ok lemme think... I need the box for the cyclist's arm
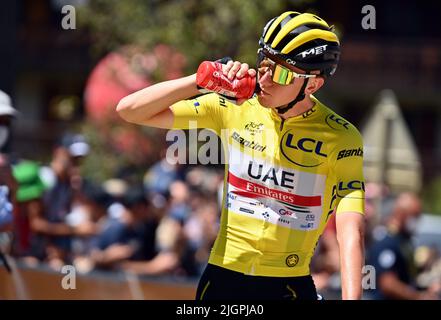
[332,129,366,300]
[336,212,365,300]
[116,74,199,129]
[116,61,252,129]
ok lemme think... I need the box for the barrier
[0,260,197,300]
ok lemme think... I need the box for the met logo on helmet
[297,45,328,58]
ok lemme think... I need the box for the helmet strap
[254,79,261,95]
[276,77,309,115]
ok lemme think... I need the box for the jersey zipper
[249,111,285,276]
[279,118,285,131]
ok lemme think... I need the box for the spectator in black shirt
[368,193,439,299]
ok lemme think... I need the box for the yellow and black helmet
[259,11,340,77]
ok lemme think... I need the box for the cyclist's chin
[257,95,275,108]
[258,97,284,111]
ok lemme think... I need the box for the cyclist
[117,11,365,300]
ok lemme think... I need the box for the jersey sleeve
[332,129,365,215]
[170,93,227,135]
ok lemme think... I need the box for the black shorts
[196,263,319,300]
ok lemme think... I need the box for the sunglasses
[257,49,316,85]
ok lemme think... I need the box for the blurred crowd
[311,184,441,299]
[1,89,441,299]
[10,135,223,279]
[0,89,223,280]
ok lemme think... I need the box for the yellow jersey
[171,93,365,277]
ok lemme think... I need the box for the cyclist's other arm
[116,61,253,129]
[116,74,199,129]
[336,212,365,300]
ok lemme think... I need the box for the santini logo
[231,132,266,152]
[337,148,363,160]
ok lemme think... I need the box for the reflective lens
[273,65,294,84]
[257,49,316,85]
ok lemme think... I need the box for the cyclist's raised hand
[222,60,256,81]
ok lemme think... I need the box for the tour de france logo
[285,254,299,267]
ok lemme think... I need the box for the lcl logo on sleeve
[325,114,350,130]
[338,180,365,191]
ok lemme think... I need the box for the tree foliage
[79,0,316,71]
[77,0,317,183]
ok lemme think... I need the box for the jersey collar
[267,95,322,123]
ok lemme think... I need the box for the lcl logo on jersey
[325,114,350,130]
[302,107,316,119]
[280,130,327,167]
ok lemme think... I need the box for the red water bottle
[196,61,256,100]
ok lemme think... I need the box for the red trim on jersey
[228,172,321,207]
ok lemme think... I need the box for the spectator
[167,181,191,224]
[120,214,186,276]
[120,186,198,277]
[37,133,90,268]
[89,186,156,270]
[67,181,110,260]
[184,199,219,275]
[12,136,93,269]
[367,192,439,299]
[12,161,46,260]
[0,89,18,233]
[143,142,186,196]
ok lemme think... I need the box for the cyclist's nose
[259,69,272,86]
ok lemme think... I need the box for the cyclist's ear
[304,77,325,95]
